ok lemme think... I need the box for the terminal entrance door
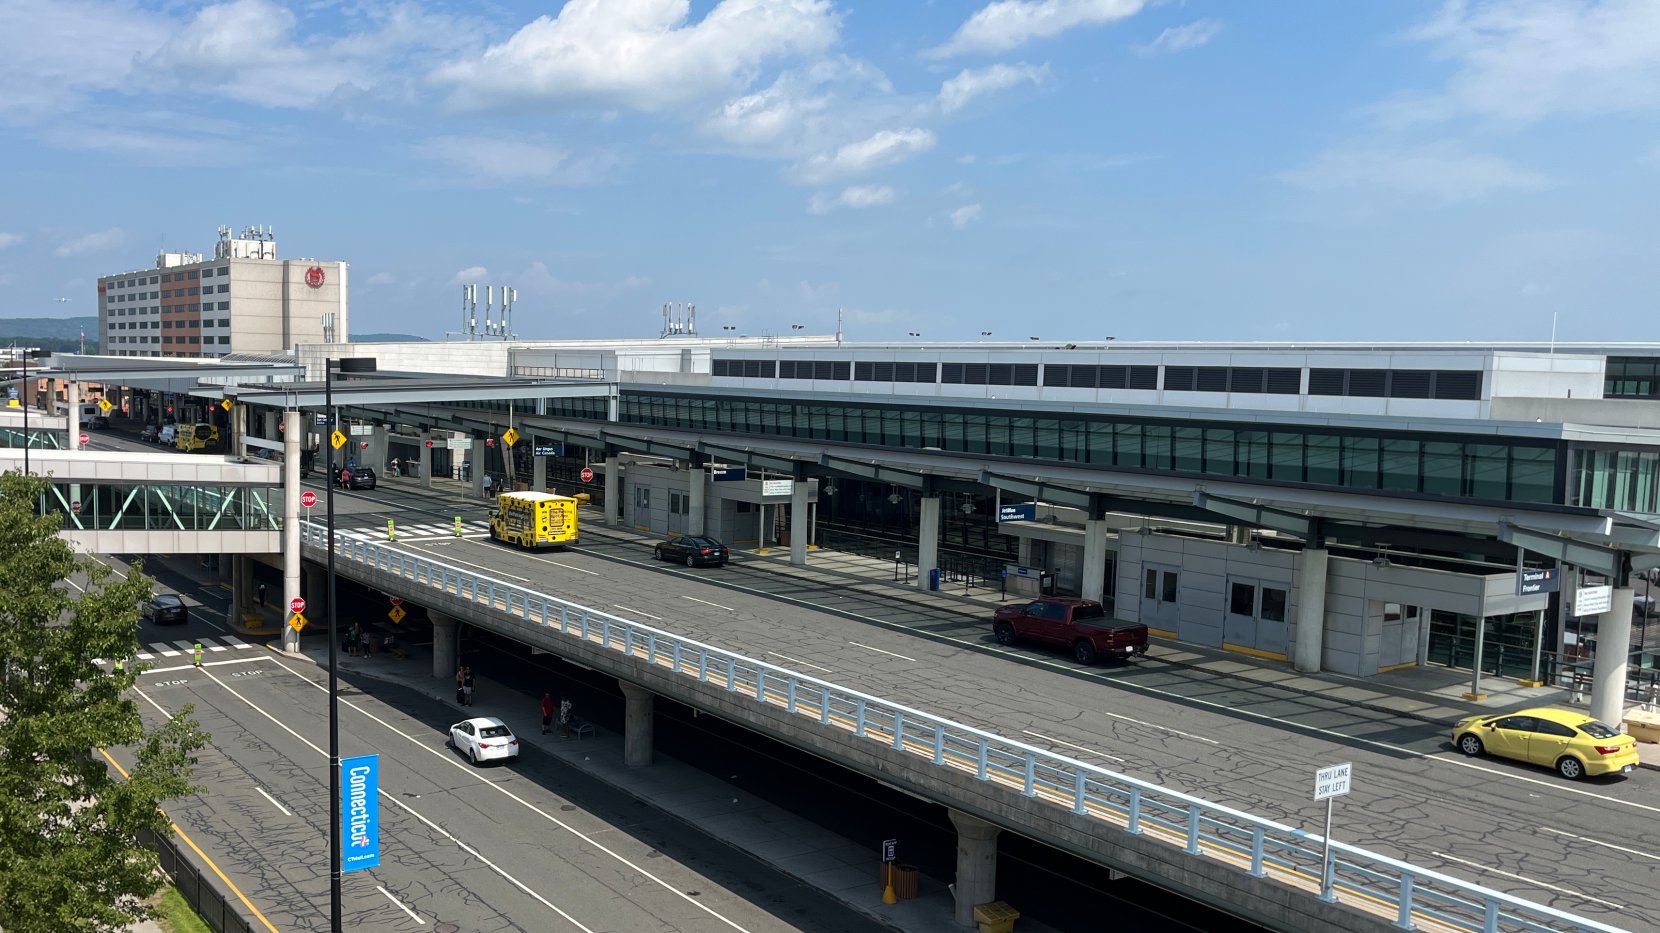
[1223,578,1289,656]
[1141,564,1187,638]
[1377,603,1423,670]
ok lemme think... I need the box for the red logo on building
[305,266,325,288]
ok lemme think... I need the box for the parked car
[141,593,188,625]
[332,466,378,490]
[448,717,520,766]
[992,597,1148,664]
[140,424,160,442]
[1451,707,1639,779]
[653,535,730,567]
[157,424,178,445]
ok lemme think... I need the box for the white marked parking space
[1021,729,1127,763]
[1432,852,1627,910]
[766,652,833,674]
[680,595,734,611]
[849,641,916,662]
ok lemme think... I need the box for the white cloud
[795,128,935,184]
[415,136,618,187]
[938,63,1047,113]
[432,0,839,113]
[0,233,23,250]
[1381,0,1660,126]
[53,228,124,258]
[0,0,170,117]
[808,185,895,213]
[950,204,984,228]
[927,0,1147,59]
[1279,143,1548,203]
[365,272,396,286]
[450,266,490,285]
[1134,18,1222,55]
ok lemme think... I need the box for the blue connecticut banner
[341,754,381,872]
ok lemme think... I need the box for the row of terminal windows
[713,358,1485,399]
[599,394,1560,503]
[1605,357,1660,399]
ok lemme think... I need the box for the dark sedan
[653,535,730,567]
[142,594,188,625]
[331,466,378,490]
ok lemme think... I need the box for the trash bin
[893,863,919,900]
[928,568,941,591]
[973,901,1019,933]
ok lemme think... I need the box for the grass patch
[153,886,212,933]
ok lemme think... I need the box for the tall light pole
[16,348,45,475]
[324,356,375,932]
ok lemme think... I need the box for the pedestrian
[192,642,203,667]
[540,692,555,734]
[389,456,400,478]
[462,667,475,706]
[455,666,465,704]
[482,472,494,499]
[340,466,353,489]
[557,696,573,737]
[257,582,267,607]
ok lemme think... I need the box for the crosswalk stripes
[352,520,489,540]
[95,635,264,669]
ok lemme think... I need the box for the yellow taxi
[1451,706,1640,779]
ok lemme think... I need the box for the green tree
[0,470,206,932]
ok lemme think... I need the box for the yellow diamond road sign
[388,605,407,624]
[288,612,308,632]
[330,429,347,449]
[502,427,520,447]
[220,399,233,411]
[97,398,113,413]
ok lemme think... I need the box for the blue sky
[1,0,1657,342]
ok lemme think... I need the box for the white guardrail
[302,523,1626,933]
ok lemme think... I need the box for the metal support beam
[819,454,930,490]
[1192,491,1313,539]
[1498,523,1623,579]
[979,472,1094,511]
[699,444,803,476]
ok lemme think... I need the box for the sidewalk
[279,637,1057,933]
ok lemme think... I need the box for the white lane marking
[544,561,599,576]
[222,635,250,648]
[376,886,424,925]
[1432,852,1626,910]
[148,644,181,657]
[1098,710,1221,745]
[849,641,916,662]
[1541,828,1660,863]
[146,657,266,674]
[403,543,533,582]
[1021,730,1127,763]
[208,644,229,652]
[264,655,756,933]
[180,666,600,933]
[766,652,832,674]
[172,640,198,652]
[680,595,734,611]
[136,652,154,660]
[614,605,662,621]
[254,786,291,817]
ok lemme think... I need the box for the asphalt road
[307,478,1660,933]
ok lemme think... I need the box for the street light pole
[324,356,375,932]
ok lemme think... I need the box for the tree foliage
[0,470,206,932]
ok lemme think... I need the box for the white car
[158,424,178,445]
[448,717,519,765]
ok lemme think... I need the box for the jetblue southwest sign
[998,504,1036,522]
[342,754,381,872]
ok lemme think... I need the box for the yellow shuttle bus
[489,491,580,549]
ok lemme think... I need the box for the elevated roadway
[297,479,1658,933]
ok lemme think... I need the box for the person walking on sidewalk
[462,666,475,706]
[557,696,573,737]
[540,692,557,734]
[455,666,465,704]
[482,472,494,499]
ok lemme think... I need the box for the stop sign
[580,467,594,483]
[389,596,403,607]
[79,432,89,446]
[289,597,306,614]
[300,491,317,508]
[70,500,82,514]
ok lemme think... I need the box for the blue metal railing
[300,522,1626,933]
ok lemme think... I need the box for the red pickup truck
[992,597,1149,664]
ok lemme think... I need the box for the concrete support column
[948,810,1001,927]
[281,410,302,653]
[471,438,486,498]
[789,480,810,567]
[532,447,548,491]
[419,436,434,489]
[1017,536,1033,567]
[231,555,253,628]
[1591,586,1635,730]
[263,410,279,441]
[916,496,941,590]
[232,403,248,458]
[618,681,655,768]
[67,380,80,448]
[1081,518,1109,603]
[688,465,707,536]
[603,457,620,525]
[367,425,388,474]
[1293,547,1330,673]
[430,611,458,682]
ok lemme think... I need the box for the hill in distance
[0,316,429,346]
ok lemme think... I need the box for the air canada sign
[305,265,325,288]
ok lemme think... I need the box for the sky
[1,0,1657,343]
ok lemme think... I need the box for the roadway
[91,551,892,933]
[310,477,1660,933]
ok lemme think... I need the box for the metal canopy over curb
[224,379,609,409]
[820,454,931,490]
[1192,491,1314,539]
[1498,523,1625,579]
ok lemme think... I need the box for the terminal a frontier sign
[341,754,381,872]
[1516,568,1559,597]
